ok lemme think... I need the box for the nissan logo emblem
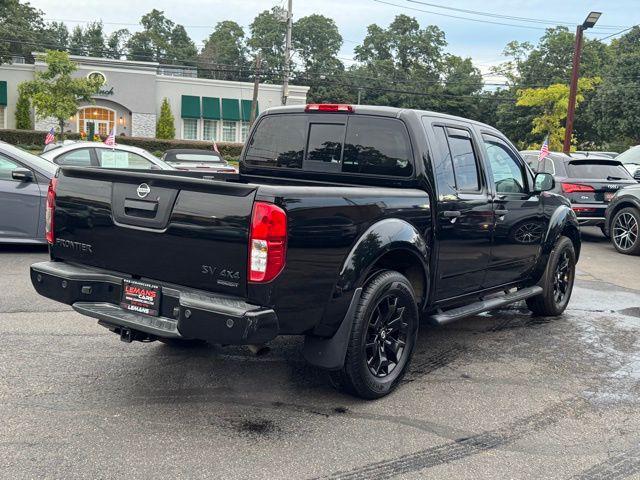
[137,183,151,198]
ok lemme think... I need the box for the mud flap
[303,288,362,370]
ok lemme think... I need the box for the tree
[19,51,103,137]
[83,22,106,57]
[200,21,248,80]
[15,90,32,130]
[156,98,175,139]
[42,21,69,52]
[516,77,599,150]
[127,10,196,65]
[69,26,86,56]
[248,7,287,79]
[0,0,48,63]
[105,29,130,59]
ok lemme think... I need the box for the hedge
[0,128,245,158]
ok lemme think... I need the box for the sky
[27,0,639,83]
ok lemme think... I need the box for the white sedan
[40,142,173,170]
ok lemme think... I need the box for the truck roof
[263,104,499,133]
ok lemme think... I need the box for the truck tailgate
[51,167,257,296]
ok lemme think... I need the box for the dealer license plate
[120,279,161,316]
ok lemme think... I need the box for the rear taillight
[45,177,57,244]
[561,183,595,193]
[249,202,287,283]
[305,103,354,113]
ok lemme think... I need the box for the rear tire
[330,270,419,399]
[526,236,576,317]
[611,207,640,255]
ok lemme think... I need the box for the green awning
[241,99,258,122]
[202,97,221,120]
[0,81,7,106]
[181,95,200,119]
[221,98,240,121]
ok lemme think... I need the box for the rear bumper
[30,261,279,344]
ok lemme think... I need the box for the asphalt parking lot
[1,227,639,480]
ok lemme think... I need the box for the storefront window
[222,121,237,142]
[78,107,115,136]
[240,122,250,142]
[203,120,218,141]
[183,119,199,140]
[0,106,5,129]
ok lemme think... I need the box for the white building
[0,54,310,142]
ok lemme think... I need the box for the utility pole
[250,54,261,127]
[282,0,293,106]
[563,11,601,154]
[357,88,363,105]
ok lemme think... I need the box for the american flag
[104,127,116,147]
[212,140,220,154]
[44,128,55,145]
[538,137,550,162]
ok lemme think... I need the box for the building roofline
[32,52,160,70]
[156,74,310,92]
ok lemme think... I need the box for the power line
[404,0,625,30]
[598,25,637,41]
[372,0,615,33]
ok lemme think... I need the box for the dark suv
[521,151,636,232]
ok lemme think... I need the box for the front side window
[0,153,19,180]
[97,149,155,169]
[182,119,199,140]
[222,121,237,142]
[57,148,93,167]
[244,115,306,168]
[447,128,480,191]
[482,136,526,194]
[203,120,218,141]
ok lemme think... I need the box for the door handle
[442,211,461,218]
[495,209,509,216]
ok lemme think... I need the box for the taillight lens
[45,177,57,244]
[249,202,287,283]
[561,183,595,193]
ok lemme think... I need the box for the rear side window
[446,128,480,191]
[342,117,413,177]
[57,148,93,166]
[245,115,306,169]
[566,161,631,179]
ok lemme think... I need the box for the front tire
[526,236,576,316]
[611,207,640,255]
[330,270,419,399]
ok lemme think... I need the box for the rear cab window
[244,113,413,178]
[566,160,632,180]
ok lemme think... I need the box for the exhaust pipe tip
[247,344,270,356]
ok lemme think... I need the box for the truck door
[480,132,543,287]
[427,122,493,301]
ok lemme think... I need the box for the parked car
[161,149,237,173]
[604,183,640,255]
[0,141,58,244]
[32,104,580,399]
[615,146,640,181]
[40,142,173,170]
[573,151,619,160]
[521,150,636,233]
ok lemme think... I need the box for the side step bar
[427,286,543,326]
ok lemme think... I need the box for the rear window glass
[343,116,413,177]
[174,153,224,163]
[566,161,631,179]
[307,123,345,163]
[244,115,306,169]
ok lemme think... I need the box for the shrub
[15,92,32,130]
[0,128,244,158]
[156,98,175,139]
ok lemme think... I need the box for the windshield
[616,147,640,165]
[566,161,632,180]
[172,153,226,164]
[0,143,57,175]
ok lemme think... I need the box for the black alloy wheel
[365,294,409,378]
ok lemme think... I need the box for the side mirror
[534,172,554,192]
[12,168,34,182]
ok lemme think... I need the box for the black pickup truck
[31,104,580,399]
